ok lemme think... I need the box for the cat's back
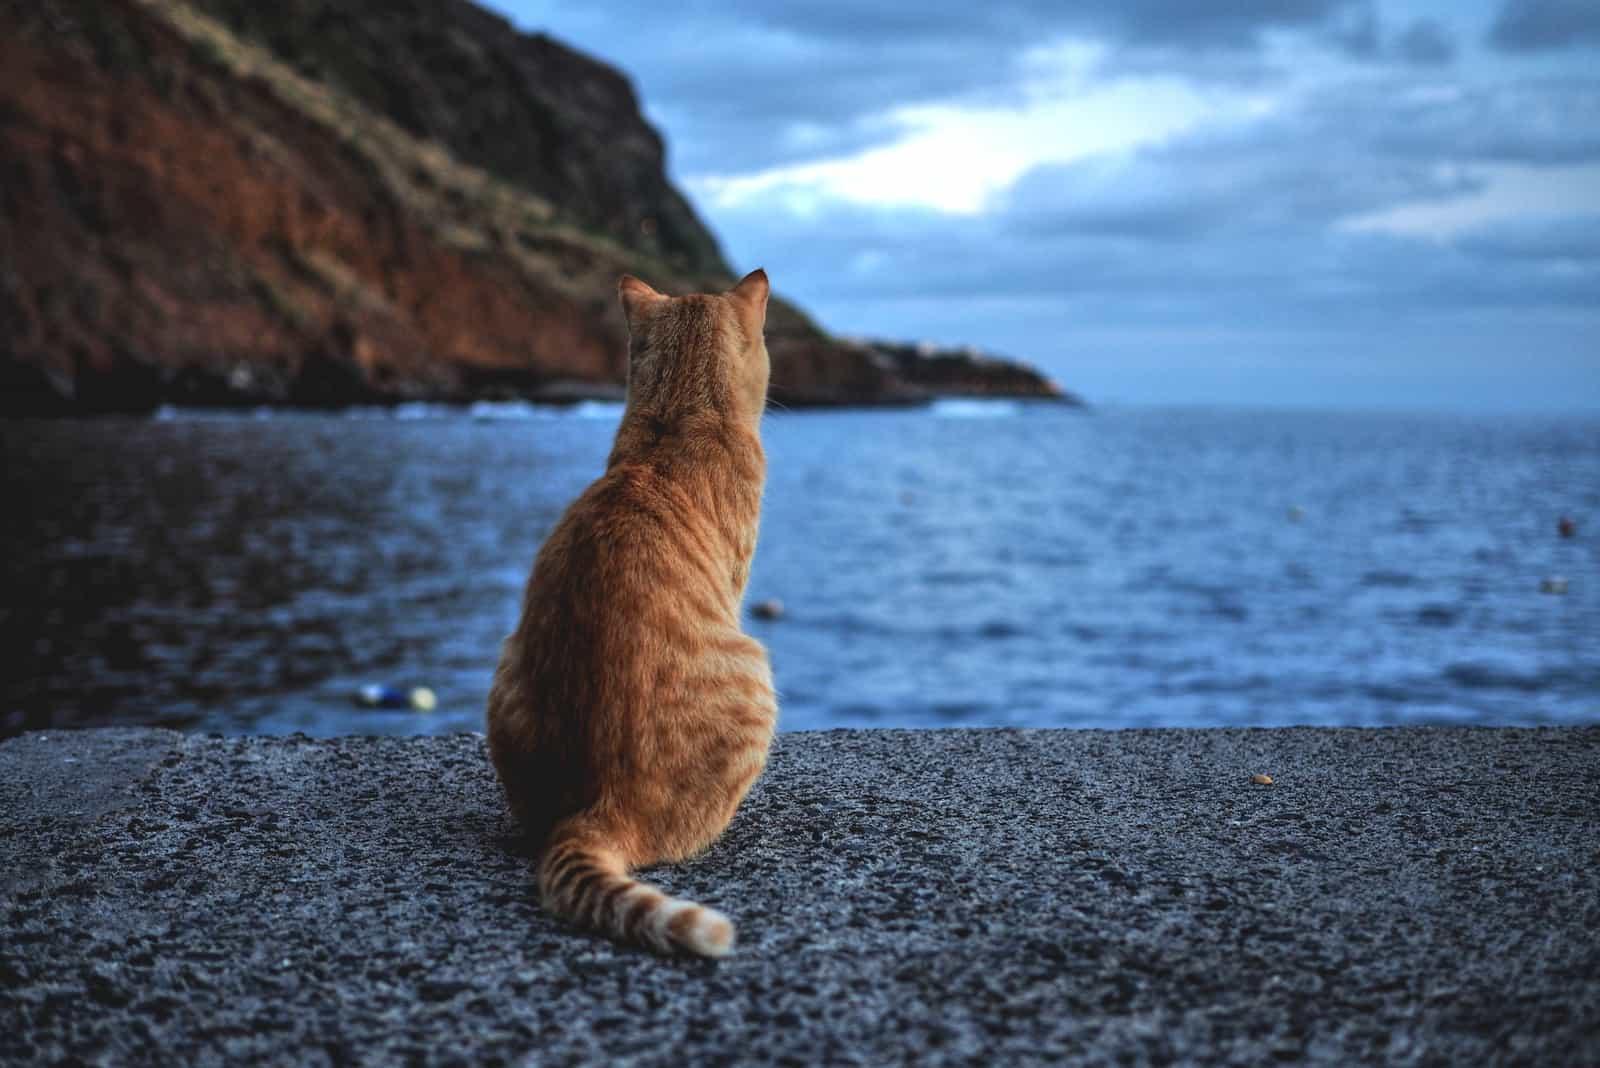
[534,459,712,593]
[517,456,738,676]
[488,463,688,805]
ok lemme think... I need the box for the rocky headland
[0,0,1073,414]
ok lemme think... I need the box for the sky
[486,0,1600,410]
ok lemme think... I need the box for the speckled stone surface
[3,727,1598,1065]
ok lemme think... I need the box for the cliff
[0,0,1069,413]
[870,340,1083,403]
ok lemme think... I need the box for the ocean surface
[4,403,1597,737]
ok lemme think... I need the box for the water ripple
[3,407,1597,734]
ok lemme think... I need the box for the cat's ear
[618,274,666,329]
[727,268,769,328]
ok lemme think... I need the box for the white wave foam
[569,400,625,420]
[929,398,1021,419]
[468,400,550,421]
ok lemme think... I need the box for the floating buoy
[1540,577,1569,595]
[749,599,785,621]
[1558,516,1576,538]
[356,685,438,711]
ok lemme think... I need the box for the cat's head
[617,270,770,425]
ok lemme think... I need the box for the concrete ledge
[3,727,1598,1065]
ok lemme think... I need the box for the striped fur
[538,820,736,957]
[487,270,776,958]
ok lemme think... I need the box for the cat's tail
[537,818,735,958]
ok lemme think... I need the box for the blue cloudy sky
[487,0,1599,410]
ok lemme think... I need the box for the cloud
[496,0,1595,188]
[485,1,1600,408]
[501,0,1390,177]
[1071,0,1364,50]
[710,183,1599,408]
[1314,80,1600,166]
[711,180,1597,316]
[506,3,1046,174]
[1455,213,1600,261]
[1489,0,1600,52]
[701,82,1600,323]
[704,76,1600,225]
[694,0,1366,53]
[997,115,1485,241]
[1325,3,1382,59]
[1323,11,1458,67]
[1346,165,1600,247]
[1395,18,1458,66]
[688,69,1254,215]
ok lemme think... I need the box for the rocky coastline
[1,0,1074,416]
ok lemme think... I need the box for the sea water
[4,405,1596,736]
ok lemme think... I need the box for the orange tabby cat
[486,269,776,958]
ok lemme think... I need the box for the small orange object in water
[1558,516,1576,538]
[1251,773,1274,785]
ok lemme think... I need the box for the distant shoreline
[1,389,1087,421]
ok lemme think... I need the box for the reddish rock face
[182,0,731,279]
[0,0,1067,413]
[2,0,632,410]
